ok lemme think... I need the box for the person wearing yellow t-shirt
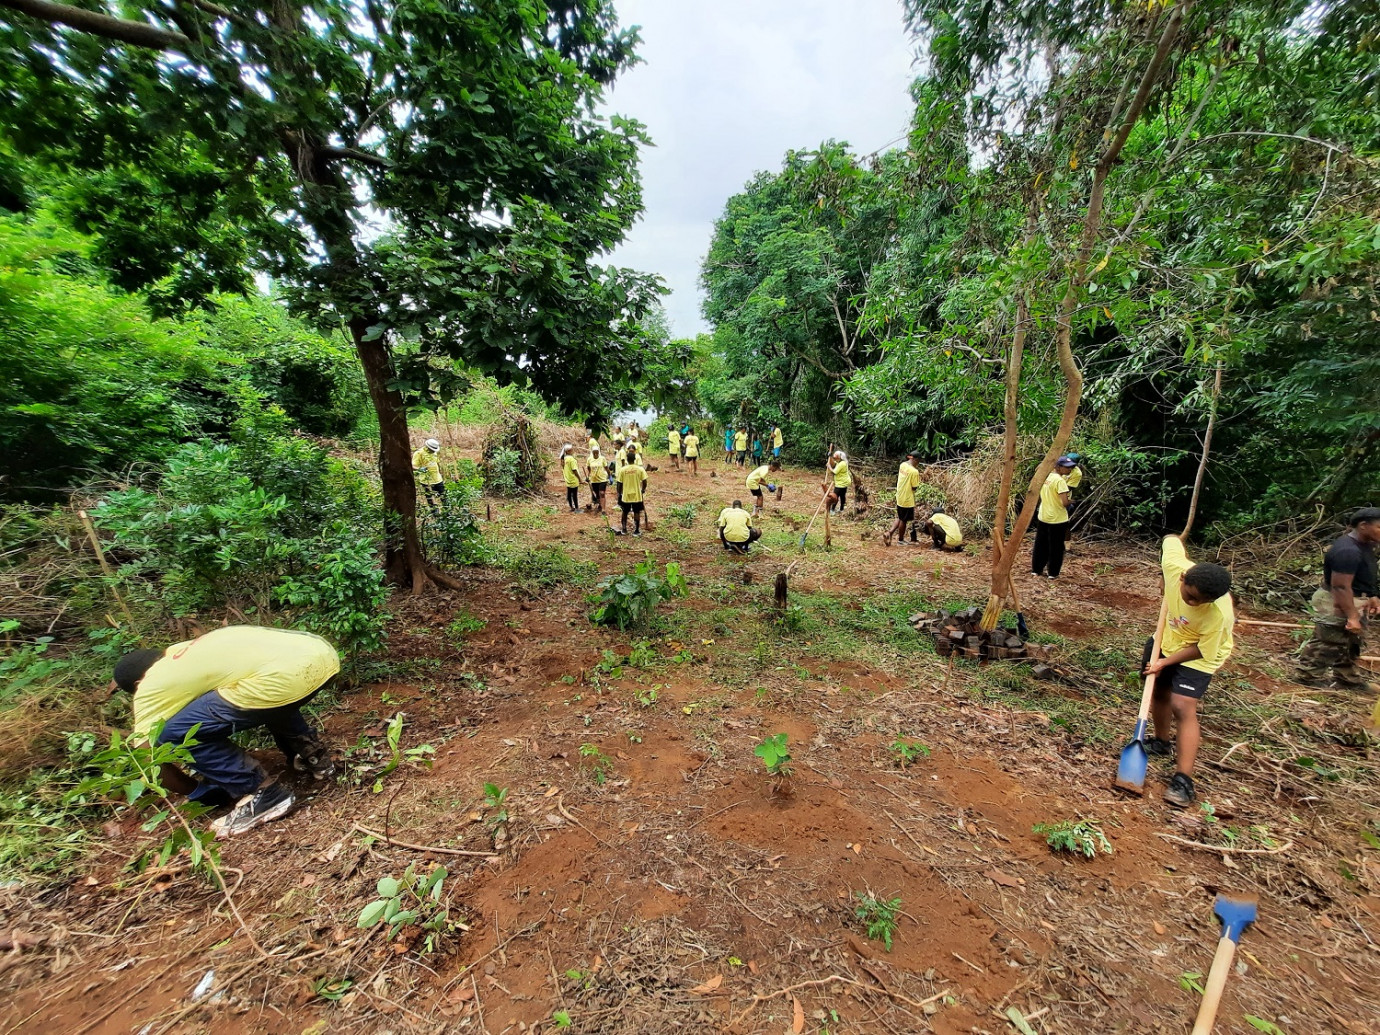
[923,507,963,551]
[734,428,749,467]
[617,446,649,536]
[826,451,851,513]
[611,437,626,502]
[585,430,599,455]
[771,425,783,459]
[745,459,781,517]
[584,445,608,515]
[412,438,445,512]
[110,626,340,837]
[1032,455,1077,578]
[683,430,700,476]
[560,444,581,512]
[885,449,923,546]
[718,499,761,554]
[1143,536,1235,808]
[628,422,640,444]
[667,425,682,471]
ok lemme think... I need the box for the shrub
[854,892,902,951]
[1033,819,1113,858]
[591,557,687,630]
[95,397,387,658]
[668,502,697,528]
[498,544,597,597]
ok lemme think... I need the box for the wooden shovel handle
[1135,591,1171,725]
[1191,936,1238,1035]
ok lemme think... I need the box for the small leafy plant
[591,557,688,630]
[482,783,509,827]
[357,863,456,955]
[668,502,697,528]
[579,743,613,785]
[754,733,793,778]
[889,738,931,768]
[447,611,487,638]
[342,712,435,792]
[1033,819,1113,858]
[854,891,902,951]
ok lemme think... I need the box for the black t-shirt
[1323,533,1378,597]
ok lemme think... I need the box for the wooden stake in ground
[77,509,136,629]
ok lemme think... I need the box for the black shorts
[1141,638,1212,699]
[620,501,644,514]
[833,486,848,506]
[750,488,763,499]
[896,505,915,522]
[591,482,606,500]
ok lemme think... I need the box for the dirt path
[2,454,1377,1034]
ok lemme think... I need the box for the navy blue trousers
[157,690,318,802]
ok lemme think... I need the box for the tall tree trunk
[980,292,1029,631]
[987,3,1191,610]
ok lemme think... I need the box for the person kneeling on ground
[746,459,781,517]
[1143,536,1235,808]
[718,499,760,554]
[111,626,339,837]
[924,506,964,551]
[1295,507,1380,697]
[617,445,648,536]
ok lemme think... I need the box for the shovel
[796,490,829,551]
[1191,894,1258,1035]
[1114,590,1169,795]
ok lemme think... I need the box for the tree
[0,0,661,591]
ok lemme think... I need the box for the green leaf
[377,877,401,898]
[358,900,388,927]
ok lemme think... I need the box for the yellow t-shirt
[1066,466,1083,489]
[832,459,850,489]
[1160,536,1234,673]
[412,448,441,486]
[930,512,962,548]
[895,462,920,507]
[684,434,699,458]
[133,627,339,742]
[1038,471,1070,523]
[628,428,639,442]
[618,464,647,503]
[613,448,626,476]
[746,464,772,492]
[718,506,753,543]
[734,431,748,451]
[587,436,598,452]
[668,429,681,451]
[772,428,783,448]
[562,455,580,488]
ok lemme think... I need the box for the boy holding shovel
[1143,535,1235,807]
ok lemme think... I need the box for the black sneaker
[1145,737,1174,757]
[291,739,336,782]
[1163,772,1196,809]
[210,782,295,838]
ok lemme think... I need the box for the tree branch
[318,144,393,169]
[0,0,191,51]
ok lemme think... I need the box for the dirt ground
[3,449,1379,1034]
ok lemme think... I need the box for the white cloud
[603,0,919,338]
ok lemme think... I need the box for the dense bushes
[95,402,388,657]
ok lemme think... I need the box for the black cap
[1350,507,1380,527]
[113,649,163,693]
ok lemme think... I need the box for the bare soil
[3,454,1378,1034]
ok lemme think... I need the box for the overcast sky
[602,1,920,340]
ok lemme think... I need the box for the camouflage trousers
[1295,588,1370,688]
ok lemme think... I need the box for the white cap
[562,443,573,453]
[425,438,440,451]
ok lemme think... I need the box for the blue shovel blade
[1114,718,1149,793]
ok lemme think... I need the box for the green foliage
[578,743,613,785]
[447,611,488,638]
[498,544,598,597]
[341,713,434,794]
[854,892,902,952]
[754,733,793,777]
[1033,819,1113,859]
[356,863,455,956]
[888,738,931,768]
[591,558,687,630]
[482,783,509,827]
[95,400,387,657]
[668,502,698,528]
[485,447,524,496]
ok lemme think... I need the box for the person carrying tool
[826,451,851,513]
[772,425,784,460]
[717,499,760,554]
[560,444,581,513]
[1295,507,1380,694]
[584,445,608,515]
[667,424,682,471]
[734,427,749,467]
[1032,455,1078,578]
[746,459,781,517]
[923,506,964,551]
[617,445,648,536]
[111,626,338,837]
[1143,535,1235,808]
[683,428,700,476]
[885,449,922,546]
[412,438,445,512]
